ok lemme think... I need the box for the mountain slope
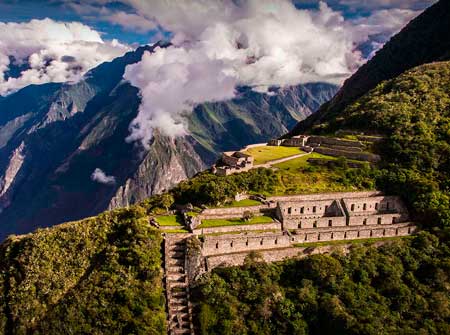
[0,206,166,334]
[290,0,450,134]
[0,44,337,240]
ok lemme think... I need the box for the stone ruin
[183,191,417,273]
[213,151,254,176]
[269,134,381,162]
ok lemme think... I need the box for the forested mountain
[290,0,450,135]
[0,42,337,240]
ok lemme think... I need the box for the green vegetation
[203,229,280,237]
[0,206,166,334]
[172,155,375,207]
[199,216,273,228]
[222,199,262,207]
[195,231,450,335]
[164,229,190,234]
[273,152,336,169]
[319,62,450,229]
[243,146,304,164]
[154,214,184,226]
[273,154,376,195]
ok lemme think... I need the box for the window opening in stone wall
[351,204,355,211]
[288,207,292,214]
[300,207,304,213]
[313,221,317,228]
[363,203,367,210]
[328,220,332,227]
[363,218,367,225]
[378,217,382,224]
[375,203,379,210]
[313,206,316,213]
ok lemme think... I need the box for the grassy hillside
[291,0,450,135]
[0,206,166,335]
[311,61,450,228]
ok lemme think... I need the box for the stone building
[276,199,346,229]
[342,196,409,226]
[281,135,309,147]
[215,151,254,176]
[276,194,409,229]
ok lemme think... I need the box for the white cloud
[123,0,366,145]
[105,11,158,33]
[68,3,158,33]
[0,18,130,95]
[337,0,436,10]
[91,168,116,185]
[351,8,420,41]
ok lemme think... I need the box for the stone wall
[308,136,365,148]
[283,216,347,230]
[347,213,401,226]
[342,196,407,214]
[193,222,281,235]
[202,231,290,256]
[201,204,270,217]
[267,191,382,203]
[314,147,381,162]
[199,222,417,259]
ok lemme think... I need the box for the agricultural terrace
[243,146,304,164]
[199,215,273,228]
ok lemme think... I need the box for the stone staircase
[164,235,194,335]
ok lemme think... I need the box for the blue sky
[0,0,436,45]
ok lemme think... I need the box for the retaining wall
[202,232,290,256]
[267,191,382,203]
[201,204,270,217]
[199,223,417,258]
[314,147,381,162]
[193,222,282,236]
[283,216,347,229]
[308,136,365,148]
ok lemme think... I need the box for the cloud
[0,18,130,95]
[123,0,366,145]
[104,11,158,33]
[337,0,436,11]
[91,168,116,185]
[68,2,158,33]
[349,8,420,57]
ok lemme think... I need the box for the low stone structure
[215,151,254,176]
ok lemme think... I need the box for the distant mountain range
[0,42,337,240]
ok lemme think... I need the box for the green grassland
[154,215,184,226]
[271,152,372,195]
[199,215,274,228]
[222,199,262,207]
[243,146,304,164]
